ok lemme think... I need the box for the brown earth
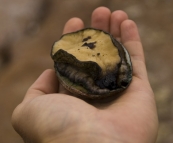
[0,0,173,143]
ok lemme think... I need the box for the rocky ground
[0,0,173,143]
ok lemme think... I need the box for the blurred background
[0,0,172,142]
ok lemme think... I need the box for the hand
[12,7,158,143]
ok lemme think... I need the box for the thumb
[23,69,59,102]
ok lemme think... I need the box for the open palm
[12,7,158,143]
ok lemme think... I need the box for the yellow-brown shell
[51,28,132,99]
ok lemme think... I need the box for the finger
[91,7,111,32]
[110,10,128,39]
[121,20,148,79]
[121,20,143,61]
[24,69,59,101]
[63,17,84,34]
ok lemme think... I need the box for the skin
[12,7,158,143]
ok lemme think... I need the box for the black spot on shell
[82,36,91,42]
[82,42,97,49]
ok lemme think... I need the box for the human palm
[12,7,158,143]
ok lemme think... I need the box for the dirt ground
[0,0,173,143]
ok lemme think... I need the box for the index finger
[63,17,84,34]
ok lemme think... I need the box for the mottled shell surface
[51,28,132,99]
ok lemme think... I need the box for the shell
[51,28,132,99]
